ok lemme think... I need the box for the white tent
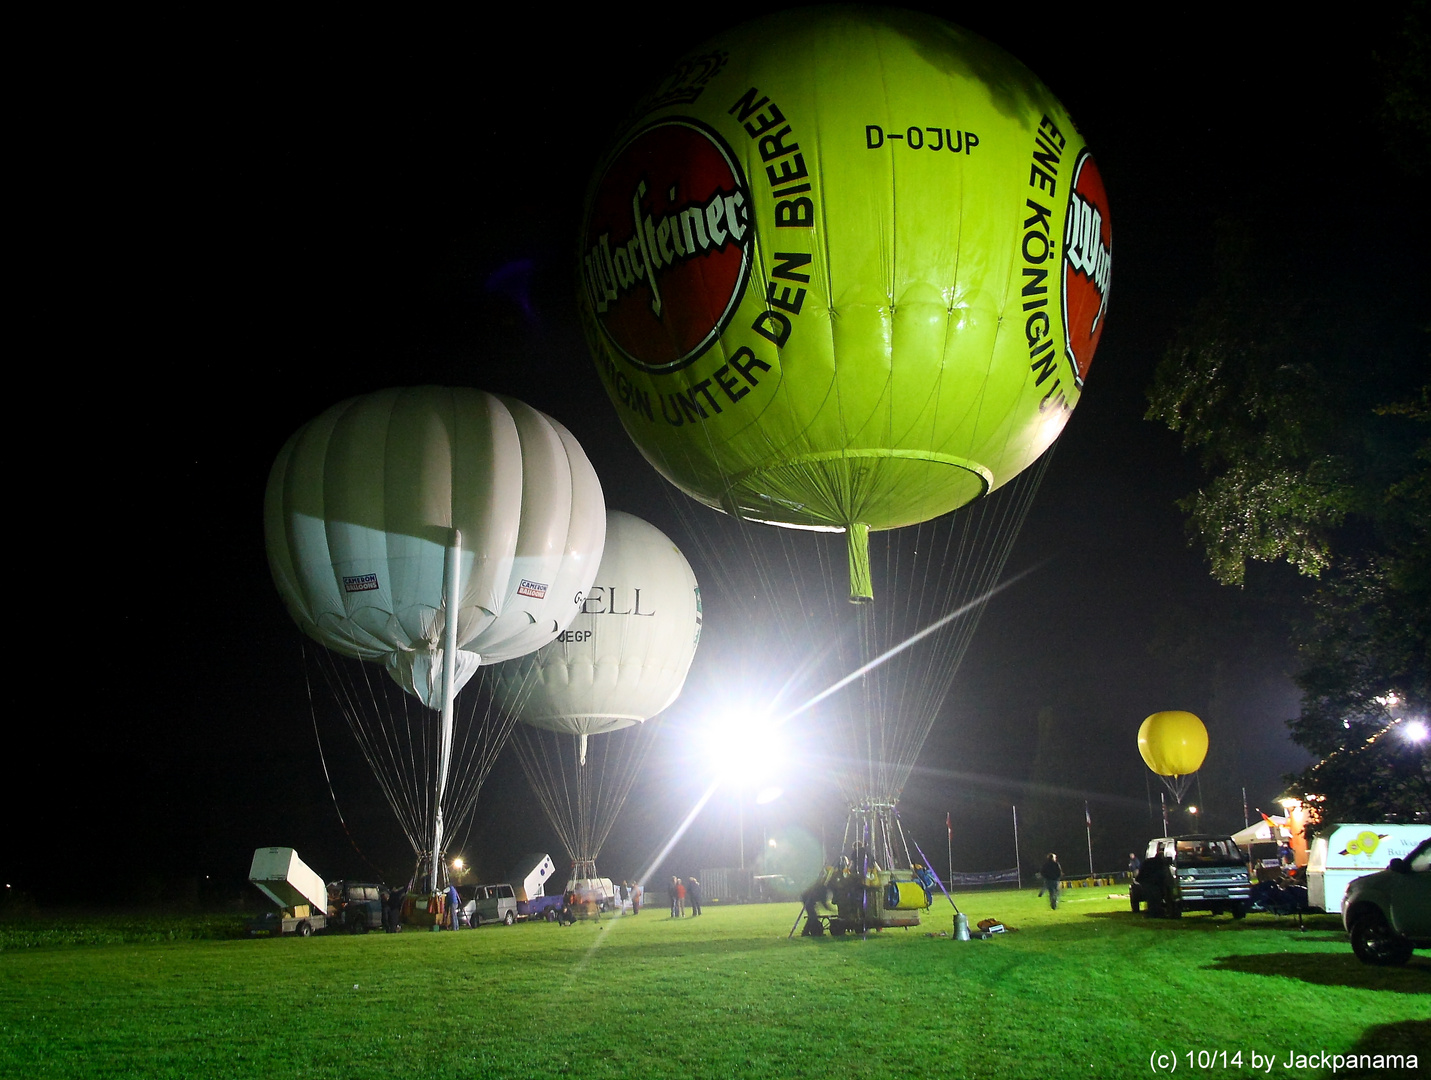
[1231,817,1290,848]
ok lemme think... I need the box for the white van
[1307,823,1431,915]
[463,882,519,926]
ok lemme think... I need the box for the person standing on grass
[1136,846,1174,918]
[386,882,408,931]
[676,876,687,917]
[1127,852,1141,878]
[669,876,680,918]
[1041,853,1062,910]
[687,877,702,916]
[631,880,642,915]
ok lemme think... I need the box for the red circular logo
[581,119,753,373]
[1061,150,1111,386]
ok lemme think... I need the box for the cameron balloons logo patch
[581,119,753,373]
[1061,150,1111,386]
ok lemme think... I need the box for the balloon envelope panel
[264,386,605,706]
[1137,711,1209,778]
[496,511,701,734]
[580,6,1110,540]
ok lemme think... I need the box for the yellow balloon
[1137,711,1209,777]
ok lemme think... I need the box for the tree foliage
[1290,557,1430,819]
[1147,228,1365,587]
[1146,7,1430,819]
[1149,244,1429,818]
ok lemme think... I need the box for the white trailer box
[504,853,557,901]
[1307,824,1431,914]
[248,847,328,913]
[566,875,618,908]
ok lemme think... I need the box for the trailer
[509,853,563,918]
[247,847,329,937]
[565,874,619,912]
[1308,824,1431,915]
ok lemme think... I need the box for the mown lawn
[1,889,1425,1078]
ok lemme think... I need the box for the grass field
[2,889,1426,1079]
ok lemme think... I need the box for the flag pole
[1012,805,1021,889]
[939,812,950,891]
[1085,801,1093,876]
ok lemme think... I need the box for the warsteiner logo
[1061,150,1111,387]
[582,118,753,373]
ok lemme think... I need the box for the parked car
[1342,837,1431,966]
[458,857,567,926]
[329,881,386,933]
[1130,835,1251,918]
[462,883,519,926]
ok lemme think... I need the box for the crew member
[1040,853,1063,910]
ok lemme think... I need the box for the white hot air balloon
[496,511,701,887]
[265,386,606,888]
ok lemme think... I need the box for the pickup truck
[1131,835,1251,918]
[1342,836,1431,966]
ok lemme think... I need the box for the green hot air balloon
[579,6,1110,600]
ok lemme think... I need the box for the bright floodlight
[1403,719,1429,744]
[451,857,465,871]
[705,711,784,785]
[755,786,783,805]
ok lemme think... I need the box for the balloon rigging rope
[516,725,627,869]
[508,717,664,872]
[309,647,424,855]
[512,725,581,864]
[306,645,526,870]
[660,436,1056,817]
[871,445,1054,802]
[299,641,386,877]
[445,679,524,857]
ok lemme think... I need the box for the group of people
[668,876,702,917]
[377,884,411,932]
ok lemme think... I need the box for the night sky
[14,4,1421,903]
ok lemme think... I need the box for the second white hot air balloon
[496,511,701,890]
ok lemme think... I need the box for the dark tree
[1145,5,1430,822]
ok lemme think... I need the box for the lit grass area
[2,890,1426,1079]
